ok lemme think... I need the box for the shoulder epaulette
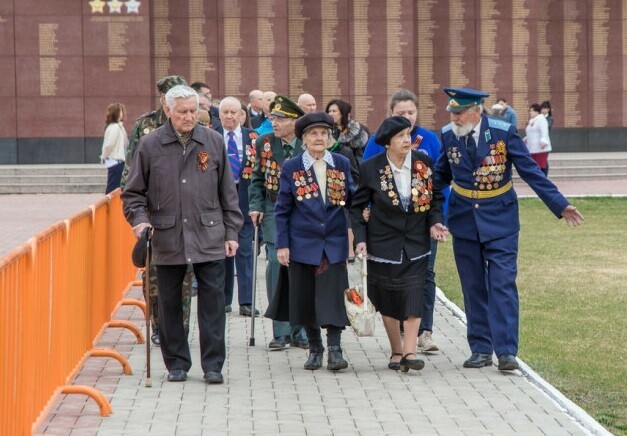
[487,117,511,131]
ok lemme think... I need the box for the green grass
[435,197,627,435]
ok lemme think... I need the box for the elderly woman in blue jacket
[273,112,355,372]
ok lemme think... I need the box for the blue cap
[443,87,490,113]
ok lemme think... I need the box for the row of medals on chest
[474,152,507,190]
[379,168,431,212]
[294,169,346,204]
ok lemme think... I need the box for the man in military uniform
[435,87,583,372]
[121,75,193,345]
[248,95,308,350]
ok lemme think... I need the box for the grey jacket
[122,120,243,265]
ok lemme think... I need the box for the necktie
[283,143,292,160]
[466,131,476,165]
[227,131,240,182]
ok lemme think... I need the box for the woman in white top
[100,102,129,194]
[523,103,551,176]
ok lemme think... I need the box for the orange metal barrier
[0,189,138,435]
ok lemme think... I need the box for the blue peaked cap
[444,87,490,113]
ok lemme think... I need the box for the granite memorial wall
[1,0,626,164]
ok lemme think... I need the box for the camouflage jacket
[120,107,168,187]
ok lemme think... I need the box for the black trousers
[156,260,226,374]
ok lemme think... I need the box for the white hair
[219,96,242,111]
[165,85,199,109]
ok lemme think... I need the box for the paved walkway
[2,174,621,435]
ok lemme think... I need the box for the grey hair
[219,96,242,111]
[165,85,199,109]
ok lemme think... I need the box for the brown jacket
[122,120,243,265]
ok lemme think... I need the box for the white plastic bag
[344,254,376,337]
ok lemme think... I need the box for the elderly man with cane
[123,84,243,384]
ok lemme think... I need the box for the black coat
[350,150,444,262]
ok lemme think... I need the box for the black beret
[131,227,152,268]
[294,112,334,140]
[374,116,412,146]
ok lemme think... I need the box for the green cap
[156,75,188,94]
[270,95,305,118]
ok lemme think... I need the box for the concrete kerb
[435,287,612,436]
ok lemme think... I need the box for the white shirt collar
[302,150,335,170]
[224,125,242,138]
[387,151,412,172]
[471,120,481,144]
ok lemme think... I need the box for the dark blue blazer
[274,153,354,266]
[215,125,255,217]
[435,116,569,243]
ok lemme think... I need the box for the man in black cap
[435,87,583,372]
[248,95,308,351]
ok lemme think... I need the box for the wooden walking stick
[249,225,260,346]
[143,230,152,387]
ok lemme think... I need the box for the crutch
[249,225,260,346]
[143,229,153,387]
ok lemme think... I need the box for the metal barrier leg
[106,320,145,343]
[118,298,147,317]
[87,349,133,375]
[59,386,112,416]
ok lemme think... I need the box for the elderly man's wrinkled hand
[249,211,264,226]
[277,248,290,266]
[561,205,584,227]
[133,222,152,239]
[355,242,367,256]
[225,240,239,257]
[430,223,449,242]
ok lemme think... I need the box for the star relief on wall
[107,0,123,13]
[125,0,141,14]
[88,0,106,13]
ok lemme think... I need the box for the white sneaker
[418,331,439,353]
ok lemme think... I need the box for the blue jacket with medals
[274,151,354,266]
[435,116,569,243]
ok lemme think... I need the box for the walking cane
[249,225,260,346]
[143,230,152,387]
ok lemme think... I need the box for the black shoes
[304,348,324,370]
[327,346,348,371]
[463,353,493,368]
[151,331,160,346]
[388,353,403,371]
[497,354,520,371]
[268,336,288,351]
[167,369,187,382]
[239,305,260,317]
[204,371,224,384]
[290,339,309,349]
[399,353,425,372]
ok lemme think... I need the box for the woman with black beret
[271,112,356,371]
[350,115,448,372]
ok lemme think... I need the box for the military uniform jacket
[435,116,569,243]
[122,120,244,265]
[350,150,444,262]
[121,107,168,187]
[274,152,355,266]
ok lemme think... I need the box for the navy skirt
[367,256,427,320]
